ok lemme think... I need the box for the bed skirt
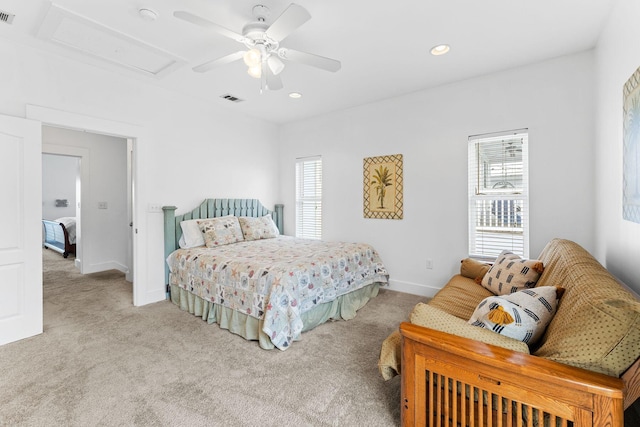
[170,282,381,349]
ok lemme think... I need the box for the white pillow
[178,219,206,249]
[468,286,564,345]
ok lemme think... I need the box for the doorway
[42,152,81,267]
[42,126,129,278]
[28,105,142,305]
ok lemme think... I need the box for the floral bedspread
[166,236,389,350]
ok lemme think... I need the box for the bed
[42,217,76,258]
[163,198,389,350]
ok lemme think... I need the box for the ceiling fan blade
[193,51,245,73]
[279,48,341,72]
[265,4,311,42]
[265,67,283,91]
[173,11,245,42]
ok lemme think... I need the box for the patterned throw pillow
[238,214,279,241]
[481,250,544,295]
[468,286,564,345]
[197,216,244,247]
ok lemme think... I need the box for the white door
[0,114,42,345]
[126,138,134,282]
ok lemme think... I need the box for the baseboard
[387,279,440,298]
[135,288,166,307]
[82,261,129,275]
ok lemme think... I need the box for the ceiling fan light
[267,56,285,75]
[247,64,262,79]
[243,48,261,67]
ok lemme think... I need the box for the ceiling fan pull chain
[260,60,266,94]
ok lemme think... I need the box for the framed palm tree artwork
[624,66,640,224]
[363,154,403,219]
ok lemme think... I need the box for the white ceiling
[0,0,617,124]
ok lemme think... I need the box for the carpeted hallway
[0,248,425,426]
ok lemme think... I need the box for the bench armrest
[400,322,625,426]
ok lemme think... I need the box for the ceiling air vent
[220,94,244,103]
[0,10,15,24]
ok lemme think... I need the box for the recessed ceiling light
[289,92,302,99]
[430,44,450,56]
[138,8,158,22]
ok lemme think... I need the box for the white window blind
[468,130,529,259]
[295,156,322,239]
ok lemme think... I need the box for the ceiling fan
[173,3,341,91]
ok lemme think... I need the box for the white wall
[42,153,77,220]
[0,33,603,301]
[594,0,640,294]
[0,37,279,305]
[43,126,128,275]
[280,52,596,296]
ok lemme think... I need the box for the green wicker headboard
[162,198,284,286]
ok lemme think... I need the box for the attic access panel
[37,3,185,78]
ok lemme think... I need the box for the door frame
[41,147,87,272]
[27,105,149,305]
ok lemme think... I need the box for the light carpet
[0,248,428,426]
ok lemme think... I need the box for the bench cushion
[460,257,491,280]
[429,275,493,320]
[378,303,529,380]
[533,239,640,377]
[378,330,402,380]
[411,303,530,353]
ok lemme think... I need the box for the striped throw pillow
[468,286,564,345]
[481,250,544,295]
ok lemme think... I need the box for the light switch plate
[148,203,163,213]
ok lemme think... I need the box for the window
[295,156,322,239]
[468,130,529,259]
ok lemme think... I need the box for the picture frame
[363,154,403,219]
[623,66,640,224]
